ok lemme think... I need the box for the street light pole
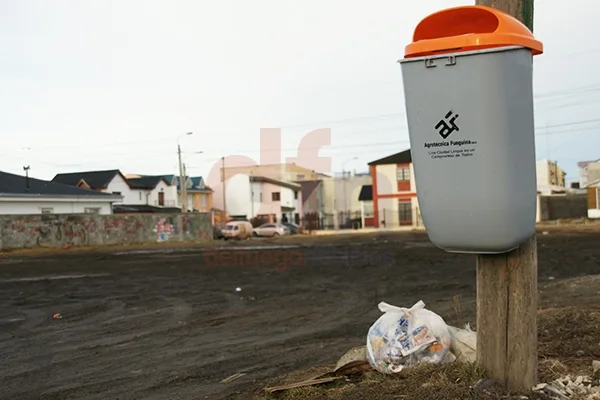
[342,156,358,219]
[221,157,227,216]
[177,132,193,212]
[177,144,185,212]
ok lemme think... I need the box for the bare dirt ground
[0,228,599,400]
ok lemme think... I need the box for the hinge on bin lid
[424,58,436,68]
[445,55,456,66]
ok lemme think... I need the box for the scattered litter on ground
[533,373,600,399]
[334,346,367,371]
[53,313,62,319]
[263,376,345,394]
[220,372,247,384]
[333,346,373,375]
[235,287,242,292]
[366,300,452,374]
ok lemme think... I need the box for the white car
[252,223,290,237]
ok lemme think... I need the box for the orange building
[365,149,421,228]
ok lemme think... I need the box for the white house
[52,169,178,209]
[213,174,303,223]
[0,170,121,215]
[126,176,178,207]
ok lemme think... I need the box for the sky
[1,0,599,187]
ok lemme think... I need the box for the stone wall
[539,194,588,221]
[0,212,212,251]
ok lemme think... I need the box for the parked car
[281,222,302,234]
[252,223,290,237]
[221,220,253,240]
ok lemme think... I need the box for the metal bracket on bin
[424,58,436,68]
[424,55,456,68]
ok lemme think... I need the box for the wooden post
[475,0,538,390]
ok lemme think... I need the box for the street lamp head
[186,132,193,136]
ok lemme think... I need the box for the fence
[312,211,363,230]
[0,212,213,251]
[539,194,587,221]
[301,207,425,231]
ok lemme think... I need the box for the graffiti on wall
[103,217,144,235]
[1,212,212,251]
[182,215,194,235]
[154,217,177,242]
[8,217,94,247]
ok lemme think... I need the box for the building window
[139,192,142,200]
[259,192,263,202]
[294,191,298,200]
[363,201,374,217]
[112,191,121,195]
[41,208,53,214]
[84,208,101,214]
[272,192,281,201]
[201,195,207,207]
[297,174,305,180]
[396,167,410,181]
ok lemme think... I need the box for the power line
[5,83,600,153]
[3,117,598,171]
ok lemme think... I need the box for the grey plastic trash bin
[399,6,544,254]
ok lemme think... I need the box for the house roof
[358,185,373,201]
[0,170,121,199]
[368,149,412,166]
[249,176,301,190]
[577,160,598,168]
[52,169,128,189]
[297,180,321,200]
[113,204,182,213]
[128,176,169,190]
[146,174,212,192]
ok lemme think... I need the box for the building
[127,176,177,207]
[366,149,419,228]
[221,163,325,183]
[536,159,566,187]
[358,184,374,227]
[215,174,302,223]
[148,175,214,212]
[321,172,372,214]
[578,160,600,188]
[52,169,178,210]
[52,169,131,203]
[297,180,323,215]
[0,170,121,215]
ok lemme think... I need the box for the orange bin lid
[404,5,543,58]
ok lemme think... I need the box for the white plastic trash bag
[448,324,477,363]
[366,300,452,374]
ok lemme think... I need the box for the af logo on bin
[435,110,460,139]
